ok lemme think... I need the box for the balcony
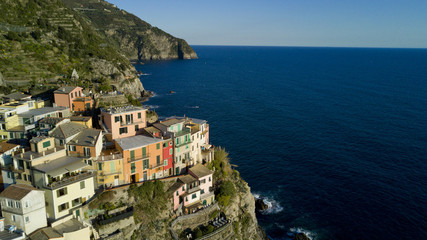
[127,154,150,163]
[100,170,122,177]
[149,163,164,170]
[187,186,201,194]
[175,128,191,137]
[176,140,192,148]
[46,171,94,190]
[96,152,123,162]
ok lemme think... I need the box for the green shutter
[98,163,102,171]
[156,143,160,149]
[43,141,51,148]
[110,162,115,173]
[131,163,136,173]
[157,155,160,165]
[142,147,146,157]
[130,150,135,160]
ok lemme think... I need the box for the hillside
[62,0,198,61]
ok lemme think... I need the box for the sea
[135,46,427,240]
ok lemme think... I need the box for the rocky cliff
[0,0,144,97]
[62,0,198,61]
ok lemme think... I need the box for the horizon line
[189,44,427,50]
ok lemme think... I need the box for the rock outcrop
[62,0,198,61]
[255,198,269,212]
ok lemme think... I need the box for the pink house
[170,164,215,214]
[54,86,83,109]
[100,106,147,140]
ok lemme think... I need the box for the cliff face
[62,0,198,61]
[0,0,144,97]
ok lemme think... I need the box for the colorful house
[142,126,174,177]
[154,118,192,175]
[100,106,147,140]
[72,97,93,112]
[186,118,214,164]
[50,122,87,146]
[94,149,125,188]
[69,116,92,128]
[169,164,214,214]
[115,135,163,183]
[54,86,84,109]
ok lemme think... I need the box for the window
[71,93,73,98]
[163,143,166,147]
[201,179,206,184]
[69,145,76,151]
[84,147,91,157]
[9,132,13,139]
[26,162,30,170]
[119,127,128,135]
[58,202,69,212]
[182,186,185,191]
[98,163,102,171]
[142,160,148,170]
[15,202,21,209]
[156,155,160,165]
[185,196,188,202]
[115,116,120,122]
[170,126,173,131]
[169,141,172,146]
[7,200,13,207]
[192,194,197,199]
[156,143,160,150]
[43,141,51,148]
[176,191,179,196]
[131,163,136,173]
[164,160,168,166]
[201,189,205,194]
[72,197,82,207]
[135,125,139,131]
[25,216,30,223]
[170,148,173,155]
[25,201,30,208]
[138,112,141,119]
[12,215,16,222]
[80,181,85,189]
[209,177,211,182]
[56,187,67,197]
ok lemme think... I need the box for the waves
[253,192,284,214]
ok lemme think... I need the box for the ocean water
[135,46,427,240]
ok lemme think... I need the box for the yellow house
[94,149,125,188]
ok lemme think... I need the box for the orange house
[72,97,93,112]
[115,135,163,183]
[54,86,83,110]
[67,129,103,164]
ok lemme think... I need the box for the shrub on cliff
[128,181,167,223]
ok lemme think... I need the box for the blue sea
[135,46,427,240]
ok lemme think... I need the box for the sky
[107,0,427,48]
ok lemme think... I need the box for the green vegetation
[128,181,168,224]
[126,94,142,106]
[89,191,115,210]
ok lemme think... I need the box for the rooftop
[29,227,62,240]
[53,218,86,235]
[3,92,31,100]
[73,97,91,102]
[0,227,25,240]
[29,136,51,144]
[70,116,91,122]
[0,184,39,200]
[189,164,213,178]
[143,126,161,135]
[179,174,198,184]
[101,105,146,115]
[33,156,88,177]
[68,128,102,147]
[18,107,68,118]
[54,86,81,94]
[160,118,185,127]
[50,122,86,139]
[13,146,66,161]
[0,142,19,154]
[38,117,66,126]
[115,135,163,150]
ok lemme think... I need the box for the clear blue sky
[108,0,427,48]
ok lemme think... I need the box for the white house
[0,142,20,190]
[0,184,47,235]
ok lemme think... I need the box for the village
[0,84,220,240]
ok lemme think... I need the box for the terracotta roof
[189,164,213,179]
[0,142,19,154]
[0,184,38,200]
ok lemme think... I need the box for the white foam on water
[288,227,315,240]
[253,192,284,214]
[145,105,160,109]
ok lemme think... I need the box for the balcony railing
[176,140,192,148]
[149,163,164,170]
[127,154,150,163]
[46,171,94,190]
[95,153,123,162]
[175,128,191,137]
[100,170,122,177]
